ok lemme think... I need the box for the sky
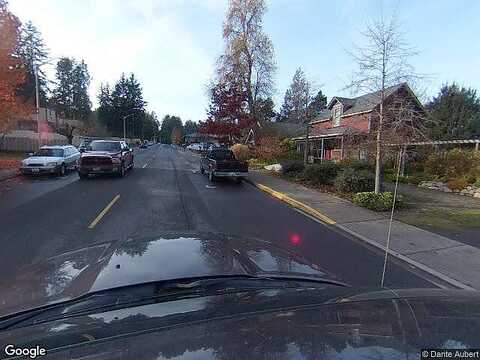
[10,0,480,123]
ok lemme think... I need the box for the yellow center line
[88,194,120,229]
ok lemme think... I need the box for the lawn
[396,207,480,230]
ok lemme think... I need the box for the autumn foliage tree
[198,80,253,141]
[0,0,30,140]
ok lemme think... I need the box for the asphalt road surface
[0,145,435,288]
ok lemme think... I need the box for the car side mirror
[27,152,34,157]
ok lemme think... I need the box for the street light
[123,113,135,142]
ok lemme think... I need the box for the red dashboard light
[290,234,301,245]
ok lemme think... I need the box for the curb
[247,179,476,291]
[0,170,20,183]
[246,180,336,225]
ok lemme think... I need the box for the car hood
[1,287,480,359]
[22,156,63,165]
[80,151,116,157]
[0,232,338,318]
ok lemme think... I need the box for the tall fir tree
[17,21,49,106]
[50,57,91,120]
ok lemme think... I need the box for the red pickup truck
[200,149,248,183]
[78,140,134,179]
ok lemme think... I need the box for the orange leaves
[0,1,31,134]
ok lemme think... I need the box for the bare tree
[218,0,276,121]
[346,14,423,193]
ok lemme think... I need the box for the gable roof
[310,83,412,123]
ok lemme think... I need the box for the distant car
[20,145,80,176]
[200,148,248,182]
[140,141,148,149]
[77,140,134,179]
[187,143,202,151]
[78,139,92,153]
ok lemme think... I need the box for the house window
[332,104,342,127]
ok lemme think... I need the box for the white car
[187,143,202,151]
[20,145,80,176]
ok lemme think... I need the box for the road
[0,145,435,288]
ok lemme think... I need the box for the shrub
[425,148,480,179]
[254,136,283,161]
[475,179,480,188]
[230,144,250,161]
[446,178,469,191]
[334,168,375,193]
[353,192,404,212]
[338,159,373,172]
[280,160,305,175]
[300,162,340,185]
[465,173,477,184]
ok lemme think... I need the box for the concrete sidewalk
[248,170,480,290]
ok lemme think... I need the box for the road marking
[142,163,148,168]
[88,194,120,229]
[206,185,216,189]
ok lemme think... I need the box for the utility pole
[303,124,310,166]
[123,114,135,142]
[34,64,41,147]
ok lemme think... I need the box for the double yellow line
[88,194,121,229]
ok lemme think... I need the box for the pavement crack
[403,244,467,256]
[169,156,193,230]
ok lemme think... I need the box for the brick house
[293,83,426,162]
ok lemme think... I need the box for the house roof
[310,83,408,123]
[343,83,405,116]
[292,125,362,140]
[256,122,307,138]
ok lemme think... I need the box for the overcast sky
[11,0,480,123]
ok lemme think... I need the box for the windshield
[90,142,121,152]
[33,148,63,157]
[210,150,235,160]
[2,0,480,353]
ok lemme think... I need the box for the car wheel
[208,171,215,182]
[59,163,66,176]
[78,172,88,180]
[118,163,125,177]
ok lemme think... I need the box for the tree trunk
[374,90,384,194]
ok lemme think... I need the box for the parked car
[78,140,134,179]
[140,141,148,149]
[187,143,202,151]
[78,139,92,153]
[20,145,80,176]
[200,148,248,182]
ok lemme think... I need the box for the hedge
[300,162,339,185]
[334,168,375,193]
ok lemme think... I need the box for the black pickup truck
[200,149,248,182]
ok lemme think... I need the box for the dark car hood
[1,287,480,359]
[80,151,117,157]
[0,232,337,318]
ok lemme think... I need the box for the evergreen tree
[17,21,49,106]
[305,90,327,122]
[426,83,480,139]
[279,68,310,123]
[50,57,91,120]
